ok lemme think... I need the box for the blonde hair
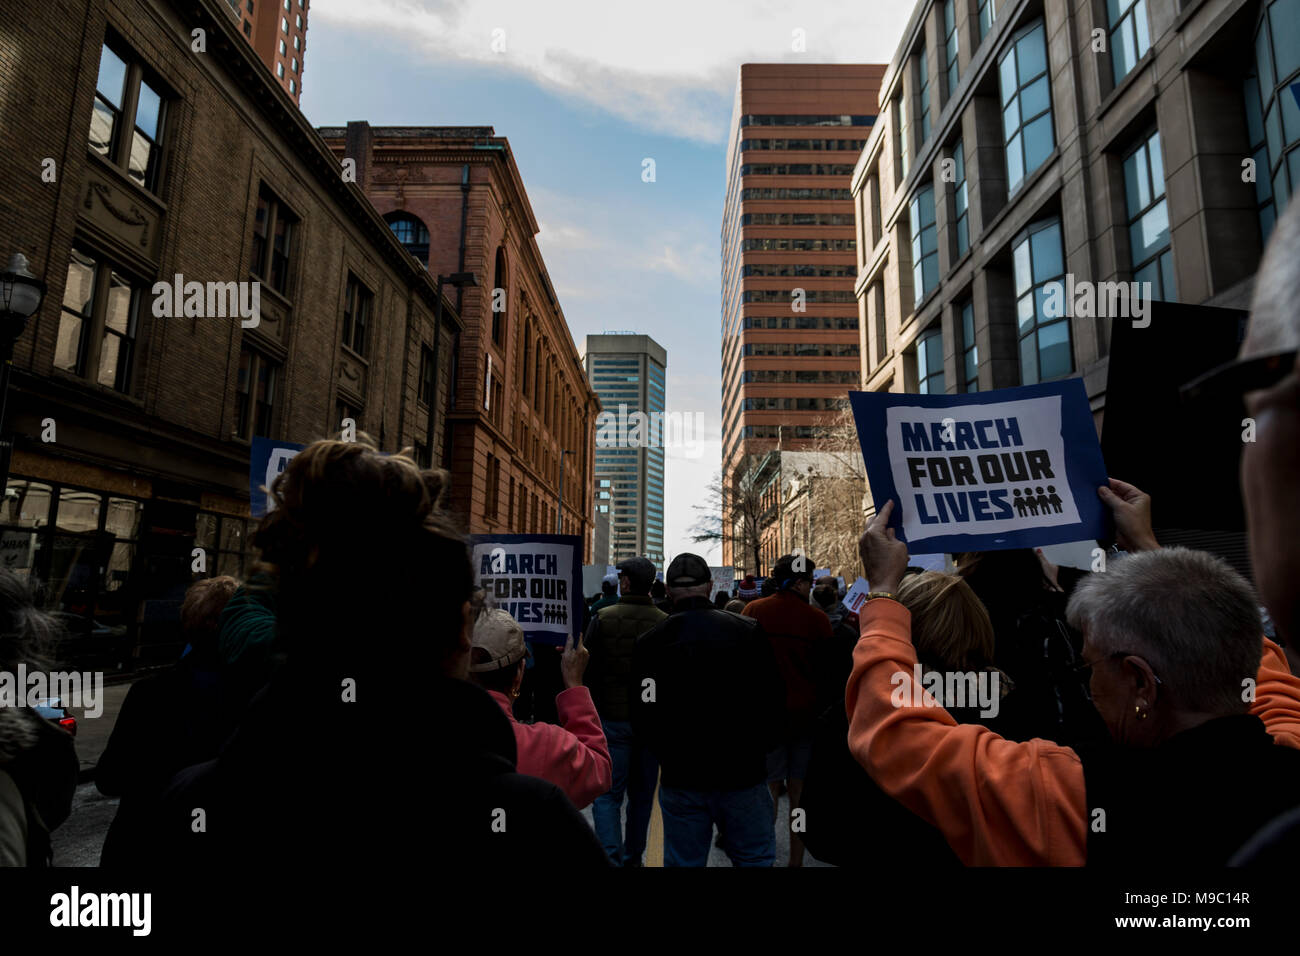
[897,571,995,671]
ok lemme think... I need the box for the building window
[244,21,252,37]
[276,63,284,78]
[294,35,301,50]
[419,344,436,406]
[89,42,167,192]
[279,39,287,55]
[998,20,1054,196]
[54,246,140,393]
[195,512,250,580]
[943,0,959,95]
[249,185,298,296]
[1012,218,1071,384]
[915,327,945,394]
[1108,0,1151,86]
[917,44,932,144]
[485,455,501,519]
[1246,0,1300,242]
[289,79,296,94]
[952,140,969,257]
[386,213,429,267]
[341,274,373,357]
[336,399,361,434]
[978,0,994,42]
[1123,130,1174,300]
[247,0,254,11]
[909,184,939,306]
[896,94,909,180]
[959,299,978,392]
[296,13,302,27]
[492,247,508,347]
[291,57,298,73]
[282,16,288,32]
[234,347,280,440]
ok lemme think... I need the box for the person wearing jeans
[591,719,658,865]
[584,557,667,865]
[632,553,786,867]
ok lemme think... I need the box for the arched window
[492,246,508,347]
[384,212,430,268]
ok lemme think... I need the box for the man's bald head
[1243,198,1300,358]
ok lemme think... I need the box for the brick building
[719,64,886,573]
[319,124,599,555]
[220,0,310,105]
[0,0,461,668]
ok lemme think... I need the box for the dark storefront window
[194,511,252,580]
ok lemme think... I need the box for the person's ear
[1121,655,1159,706]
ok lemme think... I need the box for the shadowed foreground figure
[149,438,607,868]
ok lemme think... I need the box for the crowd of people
[1,201,1299,869]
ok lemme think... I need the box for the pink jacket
[489,687,612,809]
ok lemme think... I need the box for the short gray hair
[1066,548,1262,715]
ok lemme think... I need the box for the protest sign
[470,534,583,645]
[849,380,1109,554]
[581,564,607,599]
[709,566,735,601]
[250,437,305,518]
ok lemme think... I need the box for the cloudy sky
[301,0,911,565]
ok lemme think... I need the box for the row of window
[740,213,855,226]
[740,115,873,127]
[741,139,866,152]
[740,316,859,330]
[740,290,857,303]
[739,164,857,176]
[739,188,853,201]
[740,264,857,278]
[742,397,850,411]
[739,237,856,251]
[740,370,860,384]
[741,343,860,357]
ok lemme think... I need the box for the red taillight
[59,717,77,737]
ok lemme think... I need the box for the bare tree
[782,406,869,579]
[689,462,765,577]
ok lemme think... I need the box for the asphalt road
[50,782,118,867]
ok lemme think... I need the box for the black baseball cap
[665,553,711,588]
[616,557,656,592]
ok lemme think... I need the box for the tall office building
[222,0,310,105]
[720,64,886,572]
[851,0,1284,446]
[584,335,667,566]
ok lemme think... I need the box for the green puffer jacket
[217,574,282,703]
[582,596,667,723]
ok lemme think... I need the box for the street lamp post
[424,271,477,468]
[556,448,573,534]
[0,253,47,492]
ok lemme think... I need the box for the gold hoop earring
[1135,705,1147,720]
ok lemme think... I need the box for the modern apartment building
[584,334,667,566]
[221,0,310,105]
[851,0,1291,433]
[319,123,600,553]
[1,0,459,669]
[720,63,886,572]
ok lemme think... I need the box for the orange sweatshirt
[845,598,1300,866]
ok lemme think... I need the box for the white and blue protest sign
[470,534,584,646]
[250,436,306,518]
[849,379,1110,553]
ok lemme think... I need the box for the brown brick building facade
[720,64,886,573]
[319,124,598,556]
[0,0,460,667]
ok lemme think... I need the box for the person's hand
[1098,478,1160,552]
[858,500,910,594]
[560,634,588,689]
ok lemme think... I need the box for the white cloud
[308,0,911,142]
